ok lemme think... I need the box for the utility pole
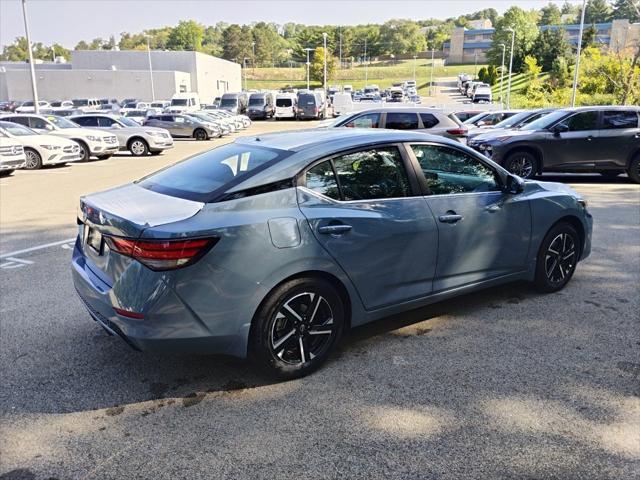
[364,38,368,85]
[322,32,328,94]
[571,0,587,107]
[21,0,39,114]
[304,48,313,90]
[429,49,435,97]
[339,31,342,69]
[252,41,256,71]
[506,27,516,109]
[499,43,506,107]
[145,35,155,101]
[243,58,248,91]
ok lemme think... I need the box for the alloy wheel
[131,140,146,156]
[544,233,576,285]
[25,150,40,169]
[270,292,335,365]
[509,156,534,178]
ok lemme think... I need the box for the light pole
[571,0,587,107]
[506,27,516,109]
[304,47,313,90]
[499,43,506,107]
[429,48,435,97]
[474,52,478,77]
[21,0,39,114]
[364,38,368,85]
[145,35,155,101]
[322,32,328,94]
[251,41,256,71]
[243,57,249,91]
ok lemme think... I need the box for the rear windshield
[171,99,189,106]
[276,98,293,107]
[298,94,316,106]
[138,143,291,202]
[73,99,89,106]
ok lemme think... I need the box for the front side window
[332,147,411,201]
[560,111,598,131]
[73,116,98,127]
[46,116,78,129]
[411,144,499,195]
[305,161,340,200]
[30,117,51,130]
[97,117,116,127]
[602,110,638,129]
[385,112,419,130]
[343,112,380,129]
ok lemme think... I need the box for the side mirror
[504,174,525,194]
[552,123,569,135]
[476,120,486,127]
[111,123,122,129]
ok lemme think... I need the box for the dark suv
[467,106,640,182]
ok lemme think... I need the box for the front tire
[534,223,580,293]
[505,151,538,179]
[249,277,345,380]
[193,128,208,141]
[128,138,149,156]
[24,148,42,170]
[76,141,90,162]
[628,155,640,184]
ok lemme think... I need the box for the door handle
[438,214,463,224]
[485,204,501,213]
[318,224,352,235]
[587,136,593,141]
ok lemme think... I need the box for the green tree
[253,22,288,66]
[487,7,540,72]
[222,24,252,61]
[486,64,499,85]
[379,19,426,55]
[582,23,599,49]
[561,1,580,16]
[584,0,611,24]
[611,0,640,22]
[540,3,563,25]
[551,56,570,87]
[167,20,204,51]
[532,28,572,71]
[309,46,336,83]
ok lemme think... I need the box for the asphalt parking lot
[1,120,639,479]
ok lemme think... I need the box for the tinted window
[305,161,340,200]
[343,113,381,128]
[562,111,598,131]
[29,117,50,130]
[97,117,116,127]
[385,112,419,130]
[73,116,98,127]
[419,113,440,129]
[139,144,288,201]
[602,110,638,129]
[298,94,316,106]
[332,147,410,201]
[5,117,30,127]
[276,98,293,107]
[249,96,265,106]
[160,115,174,121]
[411,145,499,195]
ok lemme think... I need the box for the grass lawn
[490,73,550,101]
[246,59,487,94]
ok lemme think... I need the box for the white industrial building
[0,50,242,103]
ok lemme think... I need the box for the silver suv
[324,107,468,142]
[142,114,221,140]
[70,114,173,156]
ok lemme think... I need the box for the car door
[541,110,602,169]
[597,110,640,169]
[297,144,439,311]
[407,142,532,292]
[174,116,191,136]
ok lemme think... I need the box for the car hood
[525,179,581,199]
[481,129,536,142]
[20,134,78,147]
[54,127,109,138]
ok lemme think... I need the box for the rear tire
[193,128,208,141]
[24,148,42,170]
[76,141,90,162]
[128,138,149,156]
[627,155,640,184]
[249,277,345,380]
[505,151,538,179]
[534,223,580,293]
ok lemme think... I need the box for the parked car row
[457,74,493,103]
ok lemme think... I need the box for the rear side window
[97,117,116,127]
[561,111,598,131]
[73,116,98,127]
[332,147,410,201]
[385,112,419,130]
[602,110,638,129]
[6,117,30,127]
[305,161,340,200]
[139,144,289,202]
[419,113,440,129]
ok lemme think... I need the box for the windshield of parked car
[220,98,238,107]
[249,96,266,106]
[117,116,140,127]
[298,94,316,106]
[0,122,37,136]
[463,112,490,125]
[276,98,293,107]
[46,116,79,129]
[494,111,540,129]
[138,143,290,202]
[21,101,34,107]
[72,99,89,107]
[520,110,569,131]
[171,99,189,106]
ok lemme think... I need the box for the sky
[1,0,580,48]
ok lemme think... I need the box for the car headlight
[86,135,101,141]
[145,130,165,137]
[578,199,588,209]
[40,144,61,150]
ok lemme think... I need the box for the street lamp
[145,35,155,101]
[303,47,313,90]
[505,27,516,109]
[243,57,249,91]
[322,32,328,94]
[498,43,506,107]
[571,0,587,107]
[21,0,39,114]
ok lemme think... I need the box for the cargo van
[168,92,200,113]
[247,92,275,119]
[297,91,326,120]
[332,93,354,117]
[274,93,297,120]
[219,92,248,114]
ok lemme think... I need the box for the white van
[275,93,297,120]
[167,92,200,113]
[332,93,354,117]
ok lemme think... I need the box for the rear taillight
[446,127,468,137]
[104,236,218,271]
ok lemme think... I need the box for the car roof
[341,107,445,115]
[559,105,640,112]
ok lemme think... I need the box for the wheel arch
[546,215,586,259]
[127,135,148,149]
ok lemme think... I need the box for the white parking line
[0,238,76,260]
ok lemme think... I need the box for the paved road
[1,121,639,479]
